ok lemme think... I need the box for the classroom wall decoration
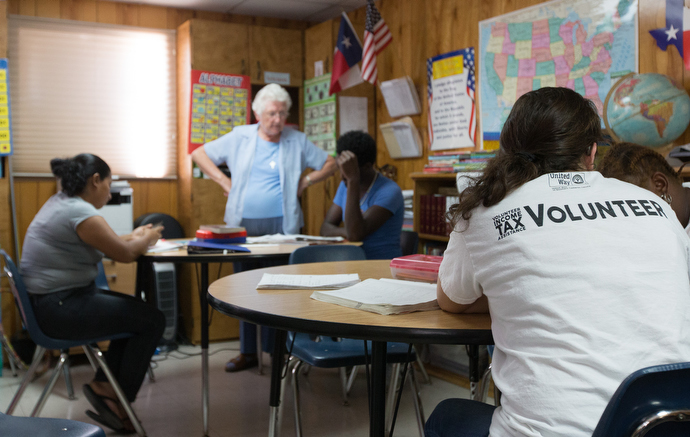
[427,47,477,151]
[0,59,12,157]
[187,70,251,154]
[478,0,638,150]
[304,74,337,154]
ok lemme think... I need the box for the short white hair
[252,83,292,115]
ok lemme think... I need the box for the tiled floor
[0,341,471,436]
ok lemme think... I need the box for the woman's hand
[144,225,163,246]
[132,224,153,238]
[337,151,360,184]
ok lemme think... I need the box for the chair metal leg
[6,345,46,415]
[478,364,492,403]
[31,351,69,416]
[257,326,263,375]
[147,363,155,382]
[290,359,304,437]
[84,345,147,437]
[346,365,360,396]
[385,363,402,433]
[339,367,350,406]
[61,351,76,400]
[0,328,25,376]
[407,365,425,437]
[413,345,431,385]
[83,345,98,372]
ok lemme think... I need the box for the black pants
[31,284,165,402]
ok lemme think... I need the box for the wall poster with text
[0,59,12,156]
[427,47,477,151]
[304,74,337,155]
[187,70,251,154]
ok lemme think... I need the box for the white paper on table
[315,278,437,305]
[256,273,361,290]
[339,96,368,135]
[246,234,345,244]
[147,240,188,253]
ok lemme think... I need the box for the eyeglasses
[264,111,289,119]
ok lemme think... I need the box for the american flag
[465,47,476,142]
[427,58,434,145]
[361,0,392,84]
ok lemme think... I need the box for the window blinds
[8,16,177,178]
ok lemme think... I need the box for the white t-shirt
[439,171,690,437]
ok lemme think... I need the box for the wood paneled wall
[0,0,308,339]
[307,0,684,191]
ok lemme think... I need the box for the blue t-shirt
[243,137,283,218]
[334,175,404,260]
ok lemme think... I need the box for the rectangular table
[137,243,307,437]
[207,260,493,437]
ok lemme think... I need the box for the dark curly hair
[336,131,377,166]
[448,87,603,228]
[598,142,682,187]
[50,153,111,197]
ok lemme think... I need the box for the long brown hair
[598,142,682,187]
[449,87,603,228]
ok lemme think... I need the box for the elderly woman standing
[192,83,336,372]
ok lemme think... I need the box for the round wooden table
[208,260,493,437]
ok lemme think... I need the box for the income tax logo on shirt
[493,207,525,240]
[547,172,589,191]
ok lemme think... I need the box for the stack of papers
[310,278,440,315]
[147,240,188,253]
[256,273,360,290]
[246,234,345,244]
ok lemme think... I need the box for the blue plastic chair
[284,245,424,437]
[0,411,105,437]
[0,250,146,436]
[592,361,690,437]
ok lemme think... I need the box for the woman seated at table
[425,87,690,437]
[598,141,690,235]
[20,153,165,434]
[320,131,404,259]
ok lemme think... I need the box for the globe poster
[478,0,638,149]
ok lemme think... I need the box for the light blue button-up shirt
[204,124,328,235]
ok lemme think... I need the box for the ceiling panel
[107,0,368,21]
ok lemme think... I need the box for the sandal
[86,410,136,434]
[83,384,135,434]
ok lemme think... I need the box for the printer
[100,180,133,235]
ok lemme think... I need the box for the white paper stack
[310,278,440,315]
[256,273,361,290]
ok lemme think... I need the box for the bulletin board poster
[187,70,251,154]
[304,74,337,155]
[427,48,477,151]
[0,59,12,156]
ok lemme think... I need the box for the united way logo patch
[548,172,590,191]
[492,207,525,240]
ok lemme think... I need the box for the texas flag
[649,0,690,69]
[329,12,364,95]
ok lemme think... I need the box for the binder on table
[187,240,251,254]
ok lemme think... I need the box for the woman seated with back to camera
[598,141,690,235]
[20,153,166,434]
[424,87,690,437]
[320,130,404,259]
